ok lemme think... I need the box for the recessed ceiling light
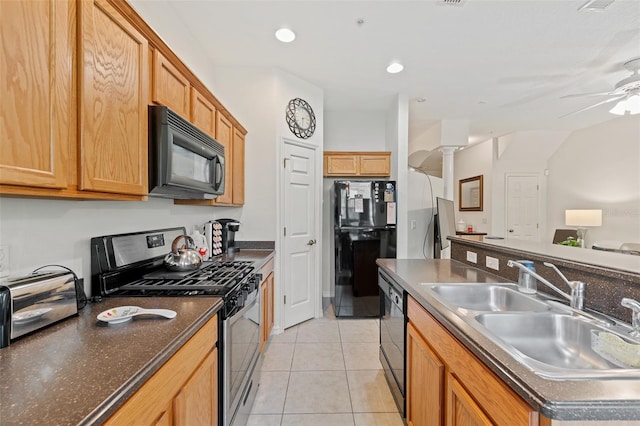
[275,28,296,43]
[387,62,404,74]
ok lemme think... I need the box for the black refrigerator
[333,180,397,317]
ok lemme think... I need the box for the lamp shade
[565,209,602,227]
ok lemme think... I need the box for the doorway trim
[275,137,323,332]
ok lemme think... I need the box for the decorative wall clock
[286,98,316,139]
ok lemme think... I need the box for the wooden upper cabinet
[324,154,358,176]
[0,0,73,189]
[232,128,245,205]
[190,87,216,139]
[152,50,190,118]
[359,154,390,176]
[79,0,148,196]
[323,151,391,177]
[214,112,234,205]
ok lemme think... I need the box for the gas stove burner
[91,228,256,303]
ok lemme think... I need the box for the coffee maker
[203,218,241,257]
[217,218,240,254]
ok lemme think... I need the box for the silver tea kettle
[163,235,203,272]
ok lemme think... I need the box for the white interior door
[506,174,540,241]
[283,142,318,328]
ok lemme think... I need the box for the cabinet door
[359,154,390,176]
[174,348,217,426]
[0,0,72,189]
[232,128,245,205]
[79,0,148,195]
[406,322,445,426]
[152,50,190,118]
[324,154,358,176]
[215,112,233,205]
[190,87,216,138]
[447,374,493,426]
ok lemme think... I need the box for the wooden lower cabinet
[105,315,218,426]
[407,296,539,426]
[260,258,275,352]
[447,374,493,426]
[406,322,444,426]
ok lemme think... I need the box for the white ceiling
[130,0,640,143]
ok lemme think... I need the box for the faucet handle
[543,262,572,286]
[621,298,640,337]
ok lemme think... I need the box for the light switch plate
[466,251,477,263]
[486,256,499,270]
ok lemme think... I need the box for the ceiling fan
[561,57,640,117]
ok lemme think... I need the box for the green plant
[559,236,580,247]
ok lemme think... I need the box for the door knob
[307,239,317,246]
[509,229,514,233]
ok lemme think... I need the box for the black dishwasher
[378,270,405,416]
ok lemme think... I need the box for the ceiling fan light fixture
[609,95,640,115]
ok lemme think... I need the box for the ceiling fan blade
[560,91,618,98]
[559,95,626,118]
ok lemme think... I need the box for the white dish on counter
[97,306,177,324]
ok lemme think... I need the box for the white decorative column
[441,147,456,200]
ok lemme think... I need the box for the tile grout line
[337,317,357,425]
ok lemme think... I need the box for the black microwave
[148,105,225,199]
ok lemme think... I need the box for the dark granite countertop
[377,258,640,422]
[0,249,275,425]
[0,295,223,426]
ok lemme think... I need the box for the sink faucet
[621,298,640,337]
[507,260,585,310]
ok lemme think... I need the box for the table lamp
[565,209,602,248]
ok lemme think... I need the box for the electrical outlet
[466,251,477,263]
[0,245,10,278]
[486,256,499,271]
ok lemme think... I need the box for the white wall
[454,140,493,234]
[321,110,387,297]
[546,116,640,247]
[406,171,443,259]
[387,94,410,259]
[0,197,227,288]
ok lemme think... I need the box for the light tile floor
[248,304,404,426]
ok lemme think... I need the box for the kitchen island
[378,258,640,423]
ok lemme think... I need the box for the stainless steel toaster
[0,271,78,348]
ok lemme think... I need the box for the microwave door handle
[214,156,223,191]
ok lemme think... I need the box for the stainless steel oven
[223,273,261,426]
[379,270,405,416]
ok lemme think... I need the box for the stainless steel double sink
[422,283,640,379]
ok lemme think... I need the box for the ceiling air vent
[440,0,467,6]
